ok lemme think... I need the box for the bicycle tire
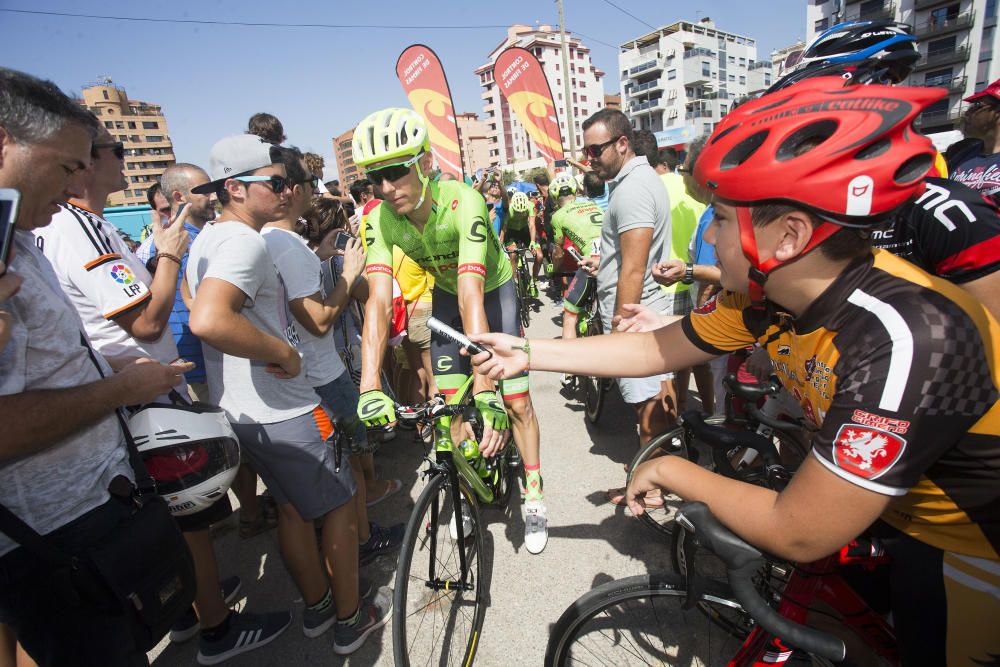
[517,257,532,329]
[627,418,808,538]
[545,572,752,667]
[487,437,520,508]
[581,314,605,424]
[392,472,485,667]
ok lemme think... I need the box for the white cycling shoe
[449,500,474,541]
[523,500,548,554]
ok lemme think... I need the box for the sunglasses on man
[582,136,622,160]
[968,100,1000,114]
[365,153,422,185]
[233,175,290,194]
[92,142,126,160]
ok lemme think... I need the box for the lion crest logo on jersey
[832,424,906,480]
[109,264,135,285]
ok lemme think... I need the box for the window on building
[146,135,163,142]
[555,63,560,70]
[987,0,997,19]
[574,106,578,115]
[739,57,746,67]
[126,121,136,129]
[102,90,109,100]
[704,122,712,134]
[981,26,994,59]
[573,92,577,102]
[702,61,711,76]
[925,67,955,87]
[728,55,735,65]
[815,17,830,32]
[580,94,587,102]
[578,67,585,74]
[765,75,771,85]
[117,135,127,142]
[557,78,561,86]
[720,104,728,115]
[115,121,124,129]
[104,121,113,129]
[729,74,736,82]
[928,35,957,56]
[739,75,746,85]
[142,121,159,129]
[668,68,677,80]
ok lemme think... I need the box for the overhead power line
[0,8,508,30]
[598,0,656,30]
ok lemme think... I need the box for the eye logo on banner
[493,47,565,163]
[396,44,465,180]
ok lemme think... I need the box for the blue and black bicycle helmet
[766,20,919,93]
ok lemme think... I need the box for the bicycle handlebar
[681,411,781,470]
[676,502,847,663]
[723,373,781,403]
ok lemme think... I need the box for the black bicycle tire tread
[544,572,743,667]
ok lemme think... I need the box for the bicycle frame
[727,555,898,665]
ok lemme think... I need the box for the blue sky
[0,0,805,179]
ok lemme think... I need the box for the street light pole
[557,0,577,163]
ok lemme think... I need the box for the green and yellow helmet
[352,108,431,168]
[510,191,532,214]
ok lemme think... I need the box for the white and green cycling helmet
[510,191,532,214]
[352,107,433,208]
[551,171,578,199]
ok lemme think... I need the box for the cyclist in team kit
[351,108,548,554]
[547,172,604,343]
[501,191,541,298]
[469,79,1000,664]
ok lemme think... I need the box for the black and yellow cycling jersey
[683,249,1000,561]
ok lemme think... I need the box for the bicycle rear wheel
[392,472,485,667]
[517,257,532,329]
[545,572,752,666]
[581,314,606,424]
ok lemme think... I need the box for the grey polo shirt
[597,155,672,325]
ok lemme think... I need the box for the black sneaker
[333,586,392,655]
[196,609,291,665]
[359,522,404,565]
[170,576,243,643]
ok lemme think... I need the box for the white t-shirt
[260,226,346,387]
[186,220,318,424]
[35,203,183,372]
[0,232,132,557]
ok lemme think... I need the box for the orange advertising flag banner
[396,44,465,180]
[493,47,565,163]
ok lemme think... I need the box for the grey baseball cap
[190,134,277,194]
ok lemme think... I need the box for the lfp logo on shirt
[110,264,135,285]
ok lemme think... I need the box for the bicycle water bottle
[459,439,491,478]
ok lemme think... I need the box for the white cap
[191,135,276,194]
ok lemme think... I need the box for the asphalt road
[150,285,701,666]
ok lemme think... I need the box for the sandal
[366,479,403,508]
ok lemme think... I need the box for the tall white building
[806,0,999,133]
[618,18,770,136]
[476,24,607,170]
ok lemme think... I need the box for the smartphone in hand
[334,231,351,252]
[0,189,22,273]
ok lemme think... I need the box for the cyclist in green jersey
[502,191,541,297]
[549,173,603,342]
[352,108,549,554]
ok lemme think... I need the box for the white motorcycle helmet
[129,401,240,517]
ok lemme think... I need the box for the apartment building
[455,112,491,177]
[618,18,769,136]
[332,126,360,185]
[806,0,999,133]
[476,24,607,169]
[79,79,175,208]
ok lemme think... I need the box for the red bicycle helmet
[694,76,945,302]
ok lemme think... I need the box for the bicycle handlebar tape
[681,412,781,466]
[678,502,847,663]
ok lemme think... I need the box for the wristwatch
[681,262,695,285]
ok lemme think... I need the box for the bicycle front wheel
[545,572,752,667]
[392,472,485,667]
[581,315,606,424]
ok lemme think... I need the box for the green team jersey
[551,198,604,255]
[364,180,513,295]
[504,209,531,233]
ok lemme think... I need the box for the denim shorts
[315,372,374,455]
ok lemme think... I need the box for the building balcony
[628,59,663,77]
[748,61,772,71]
[846,1,896,22]
[922,74,968,95]
[914,107,963,128]
[625,78,663,95]
[629,98,662,114]
[915,11,975,39]
[914,44,970,71]
[685,109,713,120]
[914,0,951,9]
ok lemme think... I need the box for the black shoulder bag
[0,341,196,652]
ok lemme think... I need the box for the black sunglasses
[298,175,319,188]
[968,100,999,114]
[234,175,290,194]
[365,163,413,185]
[582,136,622,159]
[93,141,125,160]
